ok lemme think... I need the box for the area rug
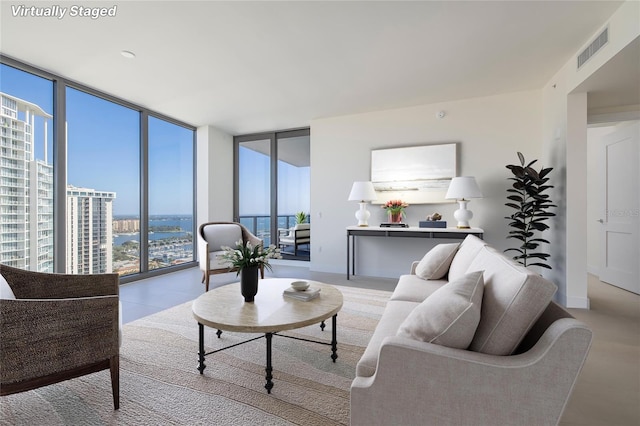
[0,285,391,425]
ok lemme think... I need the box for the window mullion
[140,111,149,272]
[54,79,66,273]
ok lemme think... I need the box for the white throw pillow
[0,273,16,300]
[415,243,460,280]
[397,271,484,349]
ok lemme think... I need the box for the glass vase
[388,211,403,223]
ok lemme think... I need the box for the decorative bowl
[291,280,310,291]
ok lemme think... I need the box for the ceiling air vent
[577,27,608,69]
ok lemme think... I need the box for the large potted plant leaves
[505,152,556,269]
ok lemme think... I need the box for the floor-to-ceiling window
[0,58,196,281]
[148,116,195,270]
[66,87,140,275]
[277,132,310,259]
[0,64,54,272]
[237,137,272,245]
[234,128,310,259]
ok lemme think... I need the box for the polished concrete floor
[119,259,396,324]
[120,263,640,426]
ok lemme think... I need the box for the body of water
[113,215,193,246]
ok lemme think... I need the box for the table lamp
[348,181,377,226]
[445,176,483,228]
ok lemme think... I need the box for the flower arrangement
[218,240,281,275]
[381,199,409,214]
[382,199,409,223]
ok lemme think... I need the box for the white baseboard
[566,295,591,309]
[555,291,590,309]
[587,264,600,277]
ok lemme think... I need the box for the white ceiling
[579,37,640,113]
[0,1,630,135]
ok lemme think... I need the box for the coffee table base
[197,314,338,393]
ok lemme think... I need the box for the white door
[599,122,640,294]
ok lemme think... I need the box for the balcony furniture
[197,222,264,291]
[346,225,483,279]
[192,278,343,393]
[0,264,120,410]
[350,235,592,426]
[278,223,311,256]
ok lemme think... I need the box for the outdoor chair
[278,223,311,257]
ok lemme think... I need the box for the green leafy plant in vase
[218,240,281,302]
[295,211,307,224]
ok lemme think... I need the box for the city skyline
[1,64,194,216]
[1,64,196,275]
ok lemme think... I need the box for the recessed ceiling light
[121,50,136,59]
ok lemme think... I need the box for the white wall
[586,126,611,275]
[196,125,234,228]
[541,0,639,307]
[310,90,543,279]
[197,1,638,306]
[567,92,589,308]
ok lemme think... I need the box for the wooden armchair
[197,222,264,291]
[0,264,120,409]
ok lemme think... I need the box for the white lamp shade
[348,181,377,202]
[445,176,483,200]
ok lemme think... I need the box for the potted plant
[218,241,281,302]
[505,152,556,269]
[382,200,409,223]
[295,211,307,224]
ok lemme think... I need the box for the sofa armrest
[409,261,419,274]
[351,318,592,426]
[1,296,120,385]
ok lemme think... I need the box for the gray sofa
[350,235,592,426]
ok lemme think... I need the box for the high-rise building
[113,218,140,233]
[66,185,116,274]
[0,92,53,271]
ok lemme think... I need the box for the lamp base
[355,202,371,227]
[453,199,473,229]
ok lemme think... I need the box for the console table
[346,226,484,279]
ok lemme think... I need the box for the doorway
[576,35,640,304]
[587,121,640,294]
[234,128,311,261]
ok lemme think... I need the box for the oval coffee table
[192,278,343,393]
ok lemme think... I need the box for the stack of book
[283,286,321,301]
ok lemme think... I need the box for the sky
[239,145,310,216]
[2,62,309,219]
[1,63,193,216]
